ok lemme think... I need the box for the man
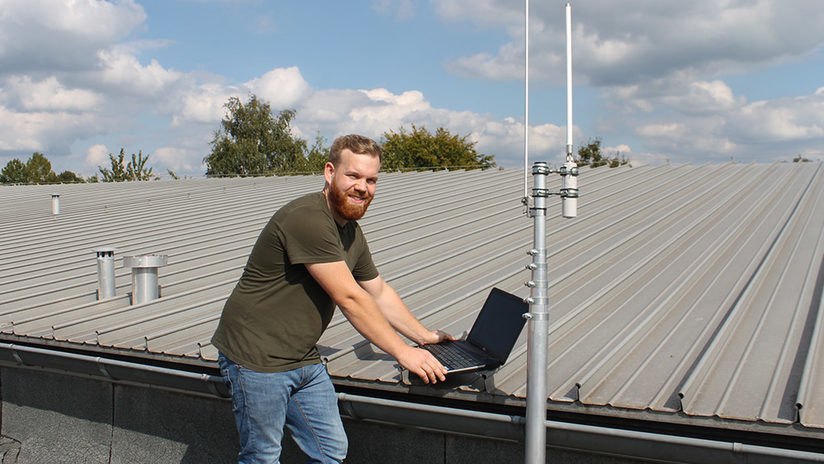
[212,134,452,463]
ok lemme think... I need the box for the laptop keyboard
[422,342,483,370]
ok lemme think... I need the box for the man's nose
[353,179,367,192]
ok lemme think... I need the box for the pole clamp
[531,188,550,198]
[532,164,551,175]
[523,312,550,320]
[559,166,579,176]
[560,188,579,198]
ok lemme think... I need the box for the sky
[0,0,823,178]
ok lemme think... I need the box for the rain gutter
[337,393,824,464]
[1,343,823,463]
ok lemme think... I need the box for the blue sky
[1,0,822,177]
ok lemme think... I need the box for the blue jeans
[218,352,347,464]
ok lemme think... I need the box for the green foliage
[127,151,155,180]
[57,170,85,183]
[793,154,811,163]
[1,152,85,184]
[576,138,628,169]
[204,95,309,176]
[98,148,156,182]
[305,134,330,173]
[25,152,57,183]
[0,158,27,183]
[380,125,495,171]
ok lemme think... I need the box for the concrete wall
[0,367,638,463]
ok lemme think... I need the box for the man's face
[324,149,380,223]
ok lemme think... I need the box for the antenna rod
[566,2,573,160]
[523,0,530,204]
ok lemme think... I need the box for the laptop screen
[466,288,528,363]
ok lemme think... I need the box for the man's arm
[358,275,453,346]
[305,261,447,384]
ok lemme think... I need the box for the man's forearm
[335,289,414,357]
[369,279,440,345]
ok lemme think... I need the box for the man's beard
[327,184,373,221]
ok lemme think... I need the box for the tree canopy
[380,125,495,171]
[97,148,156,182]
[576,138,628,168]
[0,152,86,184]
[204,95,309,176]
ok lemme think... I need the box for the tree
[204,94,308,176]
[98,148,156,182]
[126,151,155,180]
[576,138,628,169]
[793,154,811,163]
[305,134,330,173]
[1,152,84,184]
[57,170,85,183]
[25,152,59,183]
[0,158,27,183]
[380,125,495,171]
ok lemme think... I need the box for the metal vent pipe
[95,247,117,300]
[51,193,60,215]
[123,254,167,305]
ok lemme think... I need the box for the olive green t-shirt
[211,192,379,372]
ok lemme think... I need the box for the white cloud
[0,0,146,73]
[732,94,824,142]
[174,83,235,125]
[0,104,100,154]
[626,83,824,162]
[84,144,109,170]
[441,0,824,87]
[0,0,182,160]
[245,67,310,111]
[154,147,194,173]
[2,76,102,112]
[96,48,182,97]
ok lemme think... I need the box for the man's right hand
[397,346,448,384]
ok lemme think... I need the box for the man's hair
[329,134,382,166]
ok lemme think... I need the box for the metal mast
[524,4,578,464]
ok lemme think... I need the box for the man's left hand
[420,330,454,345]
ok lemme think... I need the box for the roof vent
[94,247,117,299]
[123,254,168,305]
[51,193,60,215]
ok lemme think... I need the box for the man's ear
[323,162,335,184]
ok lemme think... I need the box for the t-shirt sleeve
[278,207,345,264]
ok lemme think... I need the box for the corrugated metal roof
[2,163,823,434]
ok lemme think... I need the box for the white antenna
[522,0,530,205]
[560,2,579,218]
[566,2,573,159]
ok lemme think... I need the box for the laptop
[418,287,528,374]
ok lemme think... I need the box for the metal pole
[525,162,550,463]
